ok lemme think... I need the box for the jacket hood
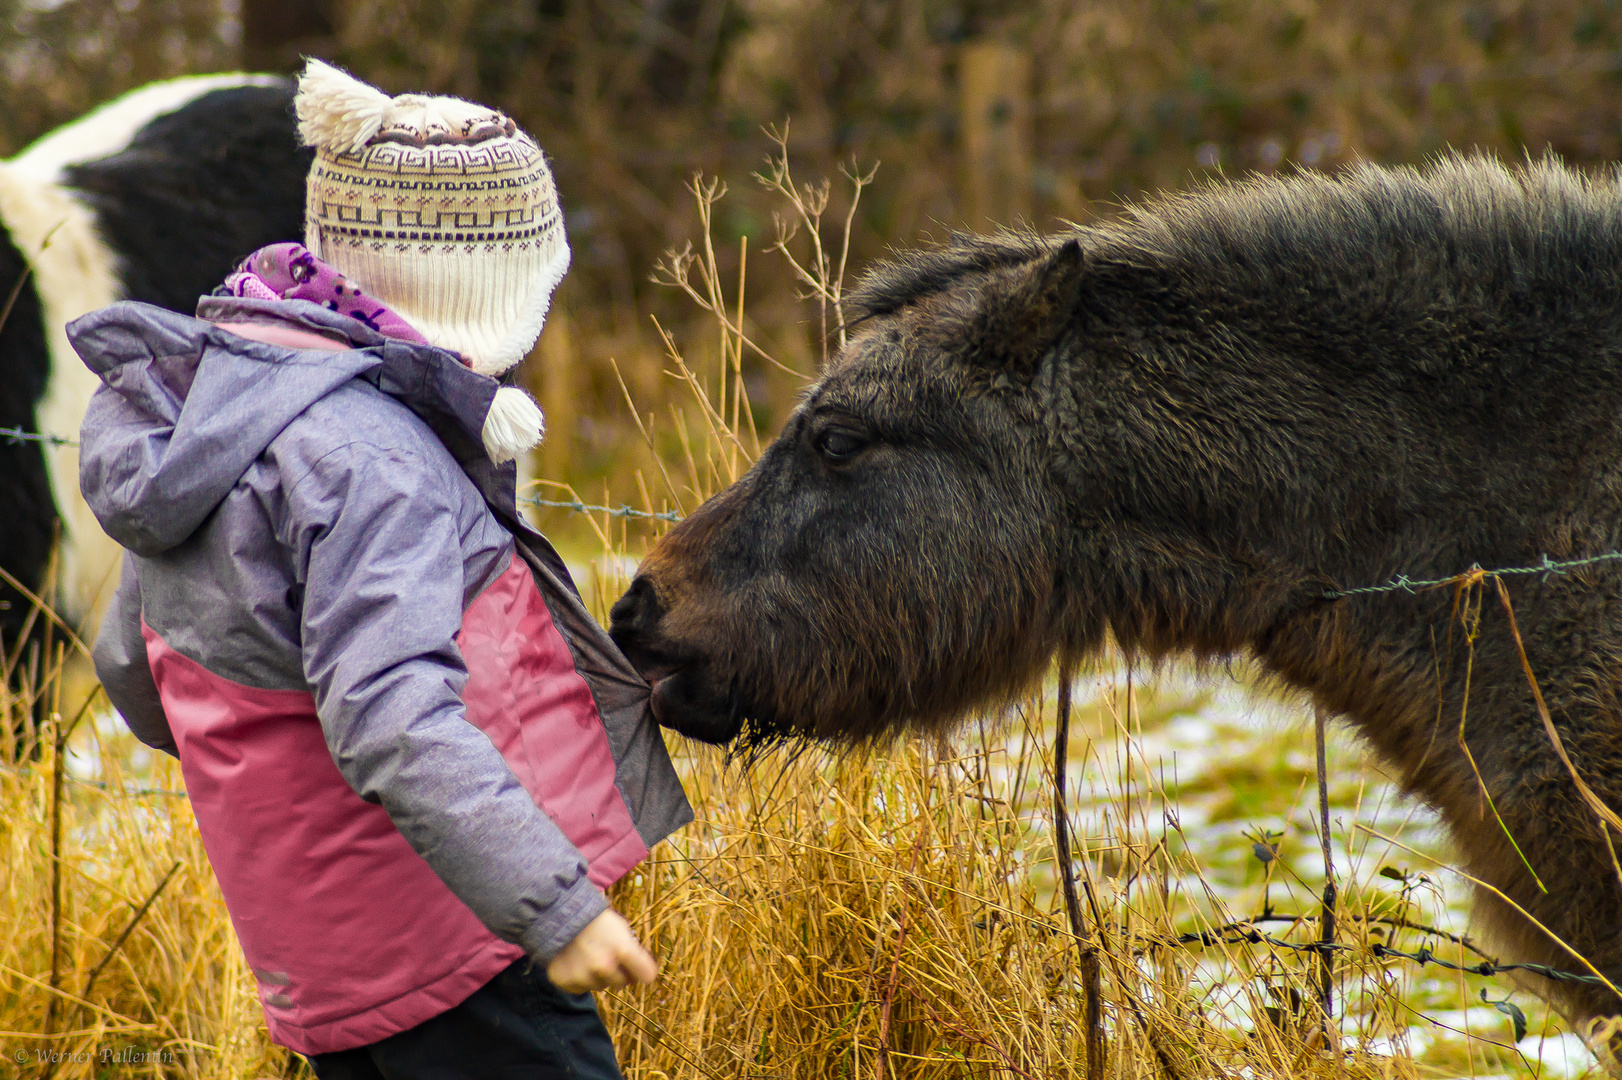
[71,297,503,556]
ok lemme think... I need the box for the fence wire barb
[15,428,1622,592]
[1326,550,1622,599]
[1,426,77,448]
[8,429,1616,567]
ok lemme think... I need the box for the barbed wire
[0,426,76,447]
[1158,917,1611,988]
[521,496,683,523]
[1371,943,1611,987]
[1162,925,1347,956]
[0,429,685,521]
[14,418,1622,594]
[1325,551,1622,599]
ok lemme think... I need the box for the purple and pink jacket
[72,294,691,1055]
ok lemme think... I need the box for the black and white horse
[0,75,309,653]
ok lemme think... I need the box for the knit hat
[293,61,566,460]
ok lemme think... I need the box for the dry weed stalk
[753,124,877,363]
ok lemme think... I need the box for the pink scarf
[222,243,428,344]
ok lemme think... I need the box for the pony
[611,156,1622,1026]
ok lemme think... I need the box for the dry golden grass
[1,762,280,1077]
[1,630,287,1078]
[1,651,1550,1079]
[0,613,1595,1078]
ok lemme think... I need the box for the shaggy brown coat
[611,155,1622,1024]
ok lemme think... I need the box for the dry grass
[1,635,286,1078]
[2,648,1569,1079]
[0,156,1606,1080]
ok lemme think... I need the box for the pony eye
[815,428,868,462]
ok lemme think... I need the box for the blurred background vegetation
[8,6,1622,1076]
[8,0,1622,524]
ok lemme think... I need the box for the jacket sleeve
[288,441,607,964]
[93,555,177,757]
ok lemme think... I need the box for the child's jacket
[72,295,692,1055]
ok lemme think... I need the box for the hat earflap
[296,60,393,156]
[483,387,544,464]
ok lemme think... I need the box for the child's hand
[546,908,659,993]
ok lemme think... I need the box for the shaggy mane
[848,154,1622,325]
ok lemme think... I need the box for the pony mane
[847,153,1622,326]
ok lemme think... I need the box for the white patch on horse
[11,73,283,183]
[3,74,280,626]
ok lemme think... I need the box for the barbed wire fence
[16,411,1622,584]
[3,427,687,520]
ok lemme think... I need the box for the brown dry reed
[0,153,1598,1080]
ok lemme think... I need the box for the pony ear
[970,238,1086,379]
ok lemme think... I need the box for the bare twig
[754,122,878,366]
[0,265,32,338]
[0,220,65,337]
[80,860,183,1005]
[831,158,878,350]
[0,565,91,661]
[1052,661,1105,1079]
[1315,706,1337,1031]
[652,244,808,379]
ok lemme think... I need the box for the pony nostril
[609,575,666,638]
[610,576,682,686]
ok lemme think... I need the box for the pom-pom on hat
[294,60,569,379]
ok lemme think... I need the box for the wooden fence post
[534,310,577,484]
[959,41,1033,229]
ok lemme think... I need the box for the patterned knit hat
[294,60,569,380]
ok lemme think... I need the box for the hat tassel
[483,386,544,464]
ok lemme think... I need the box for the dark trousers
[308,960,625,1080]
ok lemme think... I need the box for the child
[72,60,691,1079]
